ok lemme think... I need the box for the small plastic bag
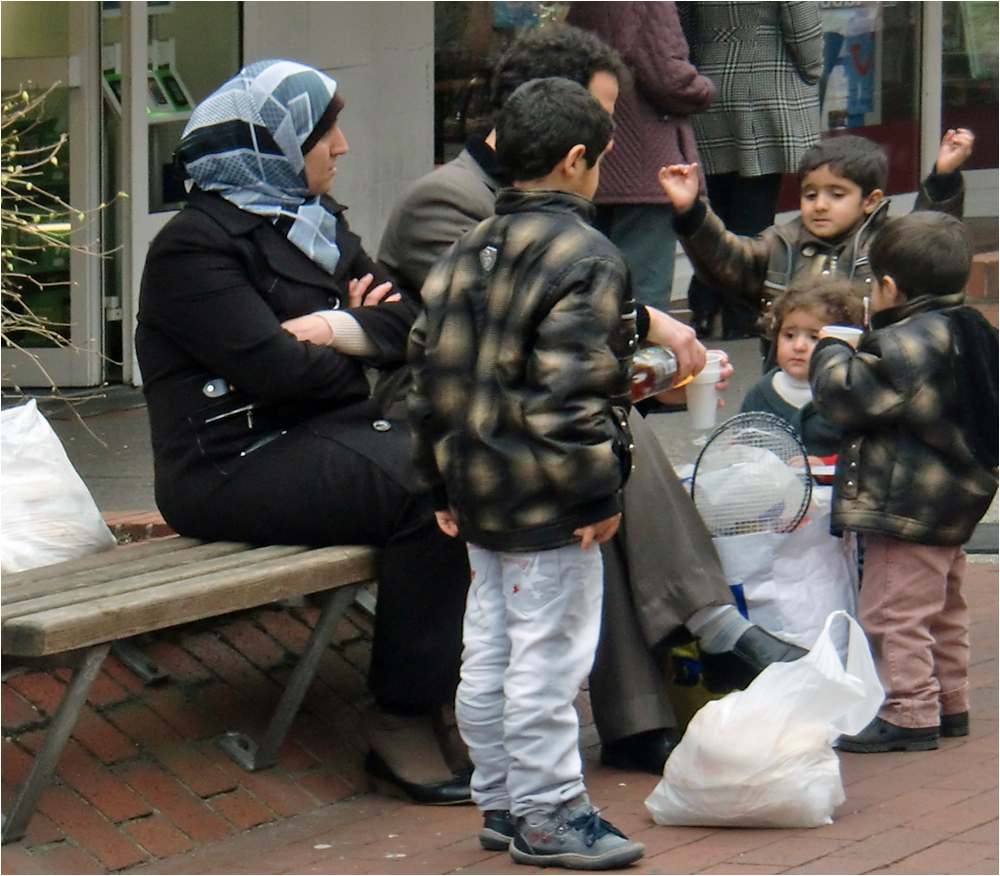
[1,399,117,573]
[645,611,883,829]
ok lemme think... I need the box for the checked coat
[684,1,824,177]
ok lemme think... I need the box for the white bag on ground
[645,611,883,829]
[713,487,858,650]
[1,399,117,573]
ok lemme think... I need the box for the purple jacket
[566,1,714,205]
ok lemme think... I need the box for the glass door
[1,2,103,388]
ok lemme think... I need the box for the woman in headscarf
[136,60,472,805]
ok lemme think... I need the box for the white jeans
[457,542,604,819]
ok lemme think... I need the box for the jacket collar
[870,290,966,329]
[186,187,346,290]
[494,188,597,222]
[464,135,507,187]
[774,198,892,271]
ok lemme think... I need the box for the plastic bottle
[631,346,679,402]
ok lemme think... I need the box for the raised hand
[657,163,700,213]
[936,128,974,175]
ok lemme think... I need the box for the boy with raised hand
[809,212,998,752]
[408,78,644,870]
[658,129,974,337]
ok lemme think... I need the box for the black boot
[600,727,681,775]
[699,626,807,694]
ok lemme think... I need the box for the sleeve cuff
[672,199,706,237]
[314,311,378,356]
[924,169,963,203]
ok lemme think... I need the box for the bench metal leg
[111,639,169,685]
[2,643,111,845]
[218,583,363,772]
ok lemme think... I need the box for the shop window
[942,1,998,171]
[806,3,919,200]
[434,2,569,165]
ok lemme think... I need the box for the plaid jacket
[684,2,823,177]
[810,292,999,546]
[408,190,635,552]
[675,171,966,320]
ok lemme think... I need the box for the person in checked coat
[681,1,824,340]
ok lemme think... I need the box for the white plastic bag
[714,488,859,650]
[0,399,117,573]
[645,611,884,829]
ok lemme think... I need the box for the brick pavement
[2,560,996,875]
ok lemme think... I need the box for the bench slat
[3,545,379,656]
[3,541,252,605]
[3,545,314,620]
[2,537,201,588]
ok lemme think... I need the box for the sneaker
[940,711,969,737]
[837,716,939,753]
[510,796,645,870]
[480,810,515,851]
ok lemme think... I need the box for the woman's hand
[281,314,334,345]
[349,273,400,308]
[575,513,621,550]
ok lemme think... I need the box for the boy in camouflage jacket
[407,78,643,870]
[810,212,998,753]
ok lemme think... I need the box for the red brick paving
[2,562,996,874]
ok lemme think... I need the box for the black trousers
[687,172,783,338]
[156,406,470,710]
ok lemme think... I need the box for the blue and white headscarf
[178,60,343,274]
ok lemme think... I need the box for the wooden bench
[1,536,379,845]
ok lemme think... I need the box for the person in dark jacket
[565,1,715,315]
[136,60,473,806]
[409,77,644,871]
[810,213,999,753]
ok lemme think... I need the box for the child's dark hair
[763,277,866,342]
[868,212,972,300]
[796,134,889,196]
[491,24,628,112]
[496,78,613,182]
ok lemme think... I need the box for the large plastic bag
[1,399,117,573]
[645,611,883,829]
[714,487,858,650]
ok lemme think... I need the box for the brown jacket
[566,1,714,204]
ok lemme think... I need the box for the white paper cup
[687,351,723,431]
[823,325,863,347]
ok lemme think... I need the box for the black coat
[137,189,470,708]
[138,188,418,488]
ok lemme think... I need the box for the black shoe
[480,810,515,851]
[837,716,939,753]
[600,728,680,775]
[364,750,473,806]
[699,626,808,694]
[941,711,969,737]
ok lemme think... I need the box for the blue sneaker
[510,796,644,870]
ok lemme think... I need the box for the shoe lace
[564,808,626,848]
